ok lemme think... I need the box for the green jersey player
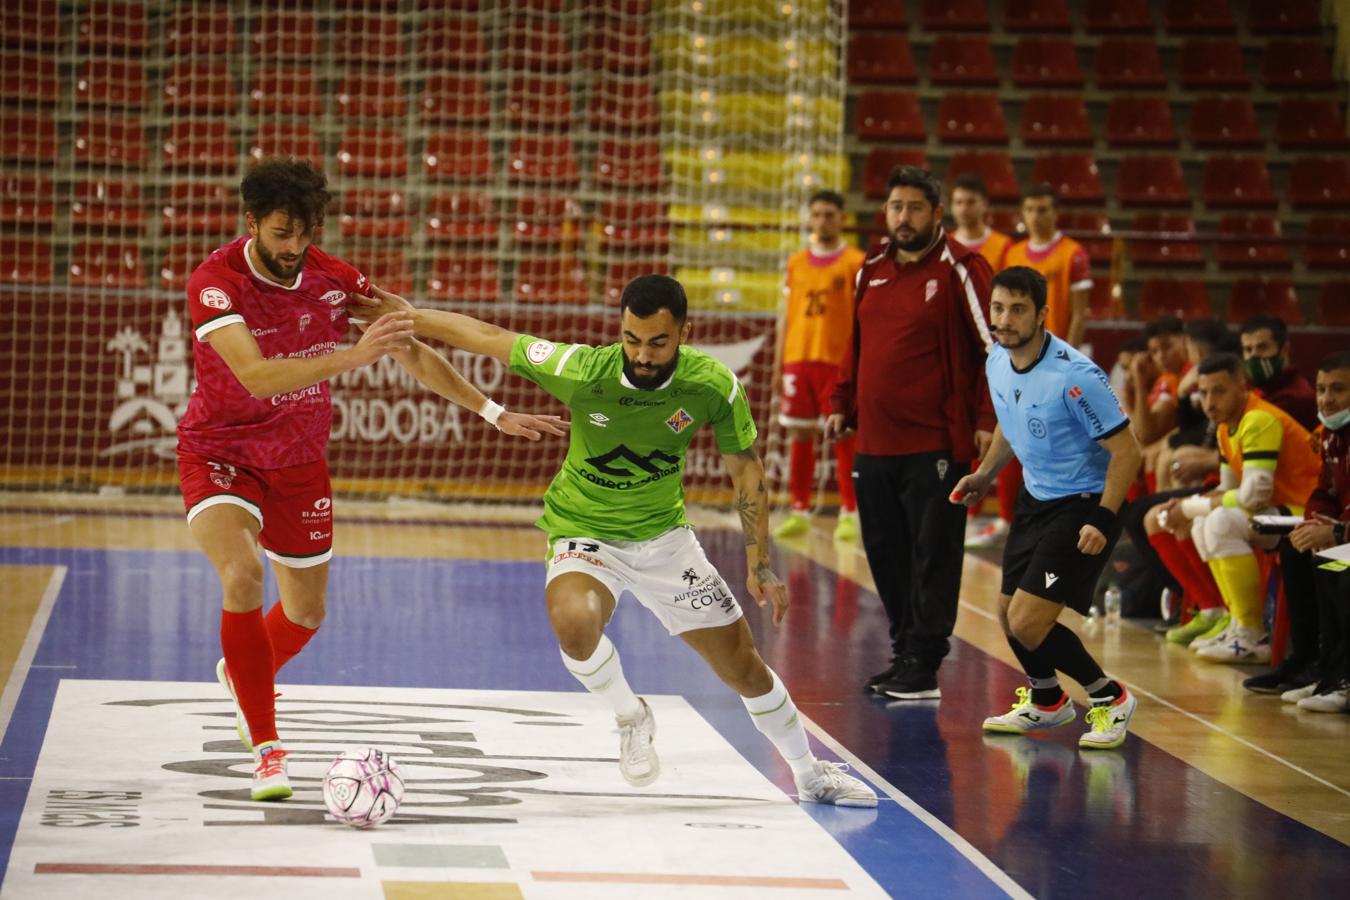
[358,275,875,807]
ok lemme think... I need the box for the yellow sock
[1208,554,1264,630]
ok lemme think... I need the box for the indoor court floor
[1,494,1348,898]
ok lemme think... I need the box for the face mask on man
[1318,407,1350,431]
[1245,354,1284,386]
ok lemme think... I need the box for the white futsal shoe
[982,687,1077,734]
[796,761,879,808]
[251,741,292,802]
[216,658,252,753]
[617,698,660,787]
[1194,625,1270,663]
[1079,688,1137,750]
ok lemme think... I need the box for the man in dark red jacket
[826,166,995,700]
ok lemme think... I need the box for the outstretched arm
[353,284,521,364]
[722,446,788,625]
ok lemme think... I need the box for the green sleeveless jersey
[509,335,758,541]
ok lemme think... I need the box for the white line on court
[802,715,1034,900]
[0,565,66,746]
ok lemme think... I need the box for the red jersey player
[178,158,565,801]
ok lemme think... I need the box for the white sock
[742,669,817,781]
[560,635,642,719]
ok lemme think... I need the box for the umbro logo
[868,278,889,287]
[1044,572,1059,588]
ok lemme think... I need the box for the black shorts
[1000,489,1125,614]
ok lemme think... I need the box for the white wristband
[1181,495,1211,519]
[478,399,506,428]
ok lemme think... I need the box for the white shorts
[545,526,744,636]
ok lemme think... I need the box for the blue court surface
[1,527,1348,898]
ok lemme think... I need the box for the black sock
[1006,634,1064,705]
[1039,623,1108,691]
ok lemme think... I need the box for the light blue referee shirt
[987,331,1131,501]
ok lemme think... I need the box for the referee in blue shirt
[951,266,1143,749]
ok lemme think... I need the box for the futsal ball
[322,747,405,828]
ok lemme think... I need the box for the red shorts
[779,360,841,427]
[177,452,334,569]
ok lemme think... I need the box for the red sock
[1148,533,1223,612]
[221,608,278,746]
[788,438,815,512]
[834,435,857,512]
[265,603,318,674]
[997,457,1023,523]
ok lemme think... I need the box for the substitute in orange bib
[773,190,866,542]
[1003,184,1092,348]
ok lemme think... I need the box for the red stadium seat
[333,14,403,61]
[1116,156,1189,207]
[165,4,236,56]
[161,183,238,236]
[594,139,660,189]
[1,1,61,48]
[346,248,412,296]
[510,194,577,247]
[1163,0,1234,33]
[420,17,487,70]
[1,237,53,284]
[70,179,143,231]
[70,240,143,289]
[162,119,234,172]
[424,131,492,181]
[928,37,999,86]
[1140,279,1213,320]
[335,73,406,120]
[586,21,652,76]
[1289,158,1350,209]
[0,175,54,227]
[849,0,906,29]
[1032,153,1104,205]
[1058,212,1112,264]
[1004,0,1071,32]
[508,136,580,186]
[853,92,925,142]
[948,151,1019,203]
[506,77,573,129]
[78,2,148,52]
[1020,94,1092,146]
[425,191,496,243]
[1263,41,1336,90]
[588,80,659,133]
[501,21,569,72]
[848,34,917,85]
[1129,214,1204,268]
[1190,96,1262,148]
[1094,40,1166,89]
[250,13,319,59]
[1088,280,1122,319]
[863,148,929,200]
[75,116,146,169]
[598,200,669,252]
[162,62,236,115]
[339,190,411,240]
[1250,0,1323,34]
[514,257,588,305]
[1316,282,1350,327]
[428,256,499,302]
[421,75,490,124]
[250,124,322,167]
[1201,157,1276,208]
[1104,96,1176,147]
[250,67,323,117]
[0,53,59,105]
[938,93,1007,144]
[160,244,216,291]
[1179,39,1249,89]
[1,114,57,163]
[989,209,1022,235]
[1215,215,1291,270]
[76,59,147,109]
[1084,0,1153,33]
[337,129,408,178]
[1010,38,1082,87]
[1228,280,1301,324]
[1303,217,1350,270]
[604,260,670,305]
[1275,99,1350,149]
[920,0,988,31]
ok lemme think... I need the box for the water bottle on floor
[1104,583,1122,627]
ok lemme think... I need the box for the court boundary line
[0,565,65,747]
[802,714,1033,900]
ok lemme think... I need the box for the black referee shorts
[1000,489,1125,614]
